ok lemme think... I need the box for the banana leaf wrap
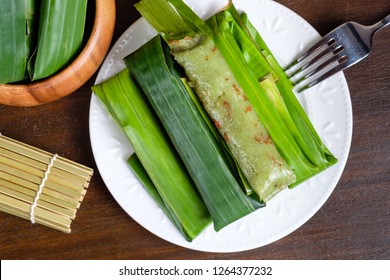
[127,154,193,239]
[171,35,296,201]
[30,0,88,80]
[227,7,338,186]
[135,0,338,200]
[92,69,211,241]
[125,35,262,231]
[0,0,37,83]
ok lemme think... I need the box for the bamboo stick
[0,179,79,209]
[0,136,92,177]
[0,171,81,205]
[0,151,89,186]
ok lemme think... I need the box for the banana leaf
[224,6,338,186]
[92,69,211,241]
[0,0,37,84]
[125,35,262,231]
[135,0,297,201]
[134,0,337,199]
[128,154,192,239]
[30,0,88,80]
[172,34,297,201]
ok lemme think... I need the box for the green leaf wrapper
[135,0,337,199]
[30,0,88,80]
[125,36,262,231]
[92,69,211,241]
[0,0,37,83]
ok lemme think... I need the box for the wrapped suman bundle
[92,0,337,240]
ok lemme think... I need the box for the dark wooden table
[1,0,389,260]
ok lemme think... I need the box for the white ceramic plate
[89,0,352,252]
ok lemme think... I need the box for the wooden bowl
[0,0,116,107]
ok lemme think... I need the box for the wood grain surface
[0,0,389,260]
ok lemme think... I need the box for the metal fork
[285,14,390,93]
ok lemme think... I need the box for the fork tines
[285,35,348,92]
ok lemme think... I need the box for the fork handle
[371,14,390,34]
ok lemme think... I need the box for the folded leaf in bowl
[30,0,88,80]
[0,0,37,84]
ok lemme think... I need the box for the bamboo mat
[0,134,93,233]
